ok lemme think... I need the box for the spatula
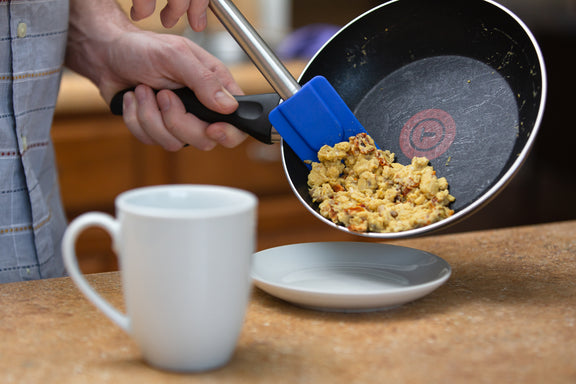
[210,0,367,163]
[111,0,367,164]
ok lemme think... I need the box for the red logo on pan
[399,109,456,160]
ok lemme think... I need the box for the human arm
[64,0,246,151]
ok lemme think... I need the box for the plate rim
[251,241,452,297]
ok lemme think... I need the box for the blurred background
[55,0,576,273]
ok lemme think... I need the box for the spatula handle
[209,0,300,100]
[110,88,281,144]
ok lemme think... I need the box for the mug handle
[62,212,130,333]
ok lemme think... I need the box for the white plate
[252,242,451,312]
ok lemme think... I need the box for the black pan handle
[110,88,280,144]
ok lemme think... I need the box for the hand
[130,0,209,32]
[100,31,247,151]
[66,0,246,151]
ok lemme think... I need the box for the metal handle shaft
[208,0,300,100]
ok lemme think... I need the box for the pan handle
[109,88,281,145]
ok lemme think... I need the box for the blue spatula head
[268,76,367,165]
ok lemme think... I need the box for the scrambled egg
[307,133,455,233]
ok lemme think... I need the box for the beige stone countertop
[1,220,576,383]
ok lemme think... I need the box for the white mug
[62,185,258,372]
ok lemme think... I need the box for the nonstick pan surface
[282,0,546,238]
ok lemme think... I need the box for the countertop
[1,220,575,383]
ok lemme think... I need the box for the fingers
[205,123,248,148]
[186,0,209,32]
[159,0,190,29]
[179,66,240,116]
[123,85,186,151]
[131,0,209,31]
[122,85,246,151]
[156,89,218,151]
[121,90,155,145]
[157,89,247,149]
[177,49,242,114]
[130,0,156,22]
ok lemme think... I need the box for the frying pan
[282,0,546,238]
[111,0,546,239]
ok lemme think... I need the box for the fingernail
[193,13,207,32]
[157,91,171,112]
[204,141,218,151]
[123,92,134,111]
[134,86,147,104]
[213,130,228,144]
[215,88,237,111]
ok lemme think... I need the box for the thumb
[212,87,239,114]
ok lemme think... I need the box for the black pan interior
[283,0,544,223]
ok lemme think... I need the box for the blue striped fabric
[0,0,69,282]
